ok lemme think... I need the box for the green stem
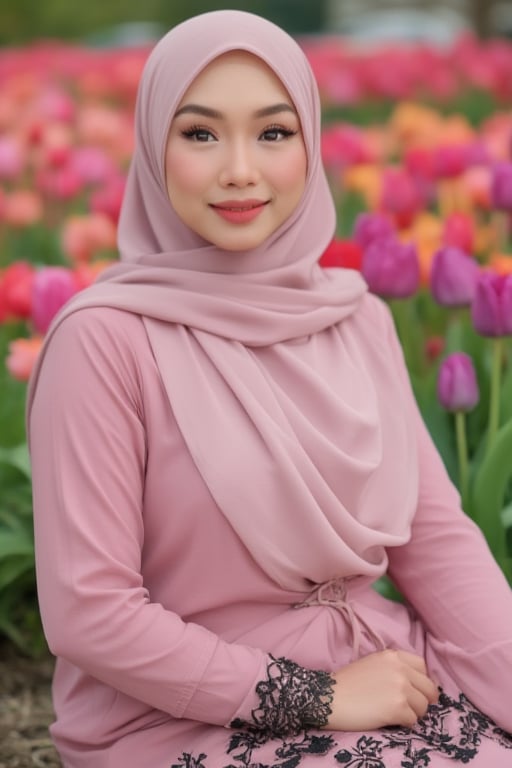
[455,411,469,511]
[487,337,503,454]
[391,298,423,377]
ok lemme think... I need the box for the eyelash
[180,124,298,142]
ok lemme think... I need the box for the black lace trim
[230,655,336,737]
[171,689,512,768]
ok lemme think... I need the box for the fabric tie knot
[293,577,386,659]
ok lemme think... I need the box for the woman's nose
[218,141,261,187]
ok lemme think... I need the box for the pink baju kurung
[30,293,512,767]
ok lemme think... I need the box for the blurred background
[1,2,512,765]
[0,0,511,45]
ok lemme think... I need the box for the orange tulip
[6,336,43,382]
[2,190,43,227]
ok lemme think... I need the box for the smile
[210,200,269,224]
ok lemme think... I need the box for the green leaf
[0,443,31,478]
[471,417,512,580]
[0,556,34,591]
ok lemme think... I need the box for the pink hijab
[28,11,417,591]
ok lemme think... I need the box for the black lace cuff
[231,655,336,737]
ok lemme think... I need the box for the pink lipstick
[210,199,268,224]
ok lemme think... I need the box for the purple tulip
[353,212,395,250]
[471,271,512,337]
[490,162,512,211]
[361,235,420,299]
[430,246,480,308]
[32,267,78,334]
[437,353,479,412]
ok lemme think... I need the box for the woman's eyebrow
[174,103,296,119]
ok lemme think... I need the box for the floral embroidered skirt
[169,691,512,768]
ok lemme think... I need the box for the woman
[28,10,512,767]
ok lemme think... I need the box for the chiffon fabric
[28,10,512,767]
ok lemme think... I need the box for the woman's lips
[210,199,268,224]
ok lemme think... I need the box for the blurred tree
[0,0,325,45]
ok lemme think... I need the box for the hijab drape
[27,10,417,591]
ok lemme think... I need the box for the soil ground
[0,643,61,767]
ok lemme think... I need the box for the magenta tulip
[471,272,512,337]
[361,236,420,299]
[32,267,78,334]
[490,162,512,211]
[353,212,395,250]
[437,353,479,412]
[430,246,480,308]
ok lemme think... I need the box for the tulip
[320,238,362,270]
[430,246,480,308]
[0,261,35,319]
[361,236,420,299]
[89,174,126,224]
[321,124,373,170]
[472,271,512,454]
[442,212,475,254]
[437,353,479,413]
[432,144,469,179]
[437,352,479,508]
[2,190,43,228]
[61,212,117,263]
[353,212,395,251]
[379,168,423,229]
[0,136,24,180]
[471,272,512,337]
[31,267,78,334]
[6,337,43,382]
[490,162,512,211]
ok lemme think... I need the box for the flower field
[1,33,512,654]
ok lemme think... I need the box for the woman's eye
[181,127,216,142]
[260,126,297,142]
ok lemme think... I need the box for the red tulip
[0,261,35,319]
[320,239,362,270]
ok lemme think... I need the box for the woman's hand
[325,650,439,731]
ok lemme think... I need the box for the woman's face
[165,51,307,252]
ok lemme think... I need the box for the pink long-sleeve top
[29,293,512,766]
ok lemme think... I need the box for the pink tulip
[6,337,43,382]
[70,146,116,185]
[362,236,420,299]
[471,272,512,337]
[379,168,424,228]
[353,212,395,251]
[430,246,480,308]
[490,162,512,211]
[321,124,373,169]
[432,144,469,179]
[0,136,24,180]
[442,212,475,253]
[89,174,126,224]
[437,352,479,412]
[31,267,78,334]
